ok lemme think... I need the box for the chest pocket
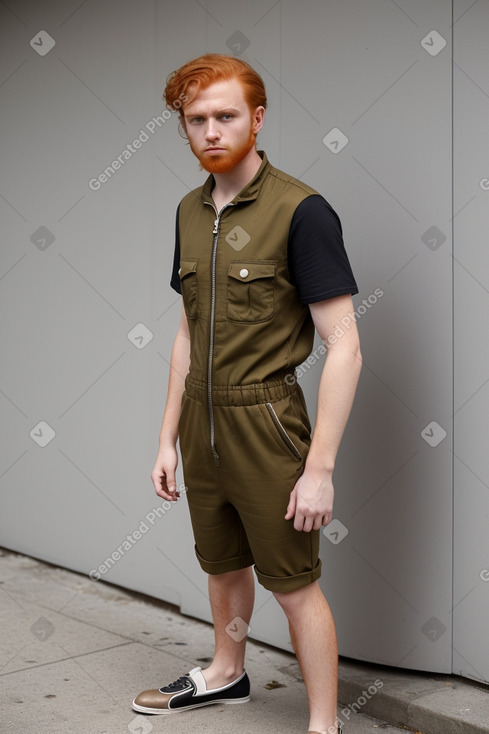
[179,259,198,319]
[227,261,276,324]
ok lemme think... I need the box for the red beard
[191,128,256,174]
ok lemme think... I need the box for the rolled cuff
[254,558,322,593]
[194,544,254,575]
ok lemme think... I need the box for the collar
[201,150,270,206]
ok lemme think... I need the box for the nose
[205,118,220,141]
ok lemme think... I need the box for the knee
[273,580,319,616]
[273,590,294,617]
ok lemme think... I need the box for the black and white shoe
[132,666,250,714]
[308,725,343,734]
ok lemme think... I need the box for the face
[182,79,264,174]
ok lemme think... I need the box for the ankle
[202,662,244,688]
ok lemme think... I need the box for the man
[132,53,361,734]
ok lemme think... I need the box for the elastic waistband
[185,372,297,406]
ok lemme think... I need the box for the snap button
[239,268,249,278]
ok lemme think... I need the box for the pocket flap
[179,259,198,280]
[228,261,276,282]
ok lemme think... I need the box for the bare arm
[285,294,362,531]
[151,302,190,500]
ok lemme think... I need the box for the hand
[285,467,334,532]
[151,444,179,502]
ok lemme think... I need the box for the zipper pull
[212,218,219,235]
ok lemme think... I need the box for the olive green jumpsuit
[176,152,324,592]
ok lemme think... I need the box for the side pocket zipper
[265,402,302,461]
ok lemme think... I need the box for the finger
[312,515,323,531]
[302,516,314,533]
[165,474,178,496]
[154,486,176,501]
[284,488,297,520]
[153,470,177,501]
[293,512,305,532]
[163,473,180,501]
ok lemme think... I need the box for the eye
[220,113,234,121]
[188,116,204,124]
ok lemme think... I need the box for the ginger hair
[164,53,267,134]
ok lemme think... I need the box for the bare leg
[201,566,255,689]
[274,581,338,733]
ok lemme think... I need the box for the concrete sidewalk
[0,548,487,734]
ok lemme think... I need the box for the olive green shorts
[177,374,322,593]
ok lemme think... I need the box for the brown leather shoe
[132,666,250,714]
[308,724,343,734]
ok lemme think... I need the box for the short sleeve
[170,204,182,294]
[287,195,358,304]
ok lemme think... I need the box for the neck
[211,148,262,209]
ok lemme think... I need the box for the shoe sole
[131,695,250,714]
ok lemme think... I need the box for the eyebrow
[184,106,241,117]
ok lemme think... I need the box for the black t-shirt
[170,194,358,304]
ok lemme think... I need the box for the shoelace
[161,674,192,692]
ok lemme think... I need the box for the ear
[178,114,188,140]
[251,106,265,135]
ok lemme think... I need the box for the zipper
[265,402,302,461]
[205,201,234,467]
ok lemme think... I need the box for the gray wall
[452,0,489,684]
[1,0,487,683]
